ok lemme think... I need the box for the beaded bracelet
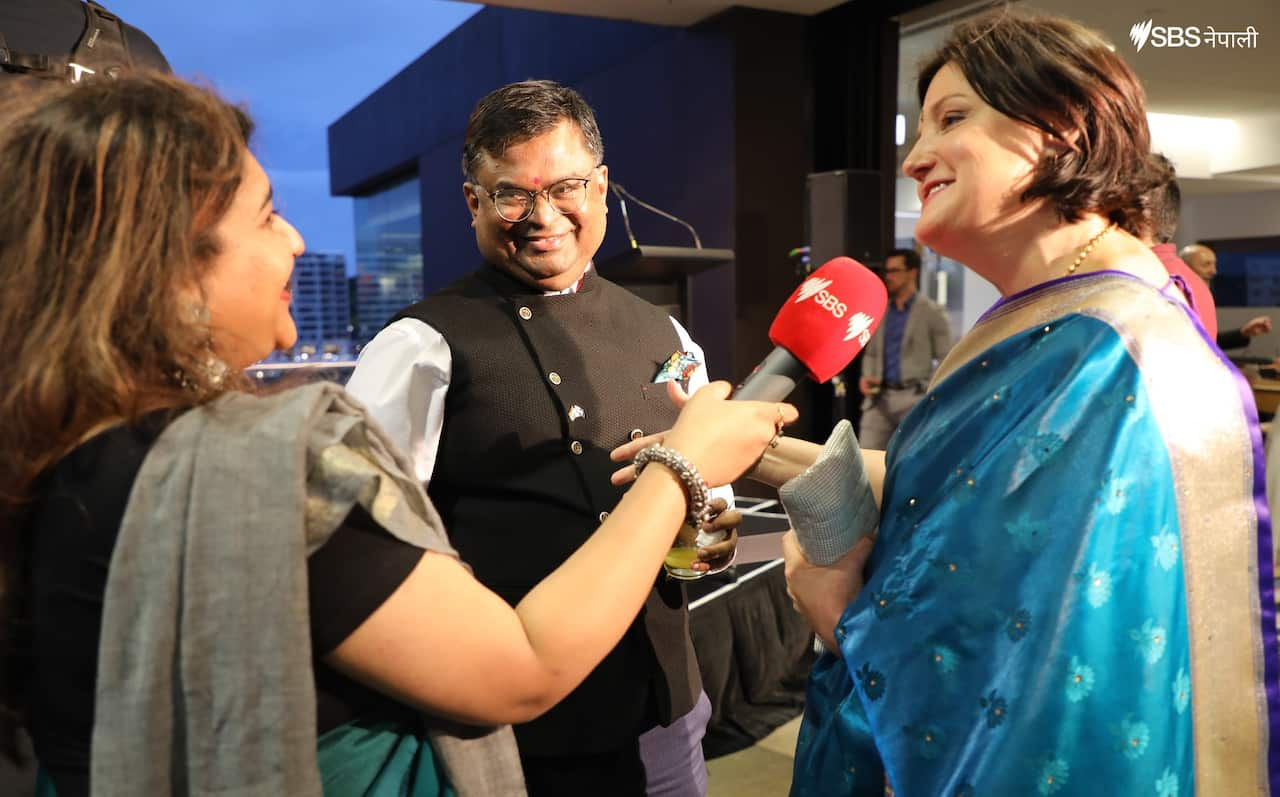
[633,444,712,527]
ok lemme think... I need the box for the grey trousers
[859,386,925,450]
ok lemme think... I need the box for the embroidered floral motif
[905,723,945,760]
[979,689,1007,728]
[931,645,959,675]
[1016,431,1065,465]
[870,589,906,620]
[856,662,886,701]
[1085,564,1113,608]
[1155,768,1179,797]
[1172,669,1191,714]
[1118,716,1150,760]
[1036,756,1069,794]
[1151,529,1179,571]
[1065,656,1095,702]
[1006,609,1031,641]
[1102,473,1133,514]
[1006,514,1050,553]
[1130,619,1167,664]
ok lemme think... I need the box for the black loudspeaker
[805,169,886,270]
[804,169,886,440]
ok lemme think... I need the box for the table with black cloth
[686,498,815,758]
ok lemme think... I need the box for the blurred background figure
[1182,242,1273,350]
[856,248,951,450]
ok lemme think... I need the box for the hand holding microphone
[610,257,888,568]
[738,256,887,566]
[609,256,886,471]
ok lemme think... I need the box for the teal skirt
[36,719,453,796]
[317,718,454,796]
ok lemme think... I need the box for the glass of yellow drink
[664,522,717,580]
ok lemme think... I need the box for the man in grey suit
[857,248,953,449]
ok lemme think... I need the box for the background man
[857,248,952,450]
[1142,155,1217,336]
[347,80,728,796]
[1181,242,1273,350]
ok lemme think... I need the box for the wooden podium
[596,244,733,325]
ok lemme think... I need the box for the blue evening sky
[118,0,482,273]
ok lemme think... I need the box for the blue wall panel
[329,6,736,375]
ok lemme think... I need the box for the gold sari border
[933,273,1270,795]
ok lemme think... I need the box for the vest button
[598,511,610,522]
[570,440,584,455]
[548,372,562,386]
[629,428,644,441]
[518,306,533,320]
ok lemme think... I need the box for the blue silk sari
[793,273,1279,796]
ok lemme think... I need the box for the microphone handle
[732,347,809,402]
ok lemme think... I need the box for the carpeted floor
[706,714,801,795]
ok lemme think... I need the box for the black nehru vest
[395,266,701,755]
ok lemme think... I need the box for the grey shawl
[89,382,525,796]
[779,420,879,566]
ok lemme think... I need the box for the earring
[177,302,230,392]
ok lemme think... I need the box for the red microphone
[733,257,887,401]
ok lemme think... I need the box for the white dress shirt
[345,272,733,509]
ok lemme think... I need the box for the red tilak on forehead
[532,177,541,187]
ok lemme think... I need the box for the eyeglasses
[472,167,600,223]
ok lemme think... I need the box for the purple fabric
[1167,273,1195,313]
[1158,275,1280,790]
[1223,344,1280,793]
[638,691,711,797]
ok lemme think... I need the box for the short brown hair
[461,79,603,179]
[917,9,1164,236]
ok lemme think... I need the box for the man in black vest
[1,0,169,86]
[346,81,731,795]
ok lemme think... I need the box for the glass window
[353,174,423,345]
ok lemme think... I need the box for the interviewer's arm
[326,465,688,726]
[612,427,888,509]
[327,382,794,726]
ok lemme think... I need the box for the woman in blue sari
[777,10,1279,796]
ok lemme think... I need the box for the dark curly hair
[917,9,1172,236]
[0,72,253,760]
[461,79,603,180]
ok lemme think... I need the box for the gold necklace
[1066,222,1117,274]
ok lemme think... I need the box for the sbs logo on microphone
[844,312,874,345]
[794,277,831,302]
[794,276,847,318]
